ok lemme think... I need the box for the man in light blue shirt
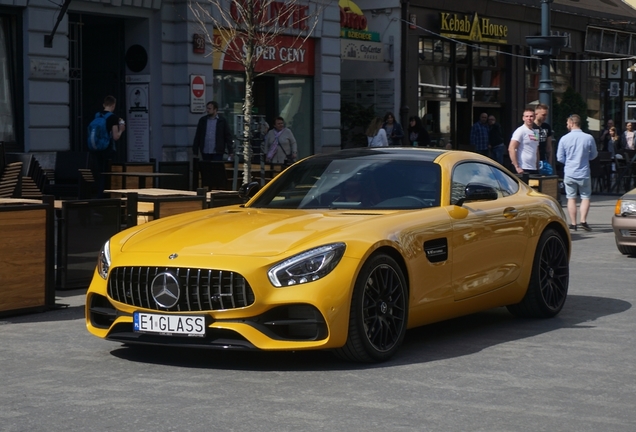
[557,114,598,231]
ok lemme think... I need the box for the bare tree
[190,0,325,187]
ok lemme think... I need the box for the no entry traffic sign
[190,74,206,113]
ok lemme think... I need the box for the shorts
[564,176,592,199]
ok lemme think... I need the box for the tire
[334,254,408,362]
[616,239,636,256]
[507,228,569,318]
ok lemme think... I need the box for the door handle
[503,207,519,218]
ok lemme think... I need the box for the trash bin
[528,174,560,202]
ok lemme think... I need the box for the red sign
[193,33,205,54]
[192,76,205,97]
[230,0,309,31]
[213,34,315,76]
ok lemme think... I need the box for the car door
[447,162,530,300]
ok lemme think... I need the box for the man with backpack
[89,95,126,196]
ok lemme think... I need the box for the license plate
[133,312,205,337]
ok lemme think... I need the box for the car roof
[309,147,447,163]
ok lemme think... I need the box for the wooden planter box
[0,200,54,315]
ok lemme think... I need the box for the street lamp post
[526,0,567,126]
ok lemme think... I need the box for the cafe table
[102,171,183,189]
[104,188,240,226]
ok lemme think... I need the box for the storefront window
[0,16,16,143]
[472,44,501,103]
[213,72,313,159]
[278,77,312,158]
[552,53,573,102]
[418,38,451,98]
[525,50,572,104]
[586,60,601,133]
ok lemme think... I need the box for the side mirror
[456,183,498,206]
[238,181,260,201]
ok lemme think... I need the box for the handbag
[266,130,282,161]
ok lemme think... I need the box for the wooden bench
[0,161,23,198]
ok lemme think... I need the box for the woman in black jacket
[407,116,431,147]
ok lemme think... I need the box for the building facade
[0,0,341,164]
[401,0,636,148]
[4,0,636,166]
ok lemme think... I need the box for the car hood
[119,208,388,257]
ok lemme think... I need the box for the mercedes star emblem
[150,272,180,308]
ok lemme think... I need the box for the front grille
[108,266,255,312]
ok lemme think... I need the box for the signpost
[190,75,206,113]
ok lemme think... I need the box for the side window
[450,162,501,205]
[491,166,520,197]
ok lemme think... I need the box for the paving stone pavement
[1,193,634,432]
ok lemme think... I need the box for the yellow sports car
[86,148,571,362]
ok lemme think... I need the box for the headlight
[97,240,111,280]
[268,243,346,287]
[616,199,636,216]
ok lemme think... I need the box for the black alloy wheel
[335,254,408,362]
[507,228,569,318]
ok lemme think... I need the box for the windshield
[249,157,441,210]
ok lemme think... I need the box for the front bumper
[85,256,359,351]
[612,214,636,248]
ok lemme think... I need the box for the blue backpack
[87,112,113,151]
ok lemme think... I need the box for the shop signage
[439,12,508,44]
[341,40,383,62]
[30,59,69,80]
[229,0,310,30]
[212,32,315,75]
[341,29,380,42]
[125,80,150,163]
[339,0,380,42]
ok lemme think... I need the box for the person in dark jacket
[192,101,234,161]
[407,116,431,147]
[382,112,405,146]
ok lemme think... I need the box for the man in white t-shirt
[509,108,540,174]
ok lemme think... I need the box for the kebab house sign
[439,12,508,44]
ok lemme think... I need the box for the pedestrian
[534,103,554,166]
[264,116,298,164]
[192,101,234,161]
[509,108,540,174]
[407,116,431,147]
[382,112,404,146]
[487,115,505,164]
[599,119,616,151]
[470,112,490,156]
[622,122,635,150]
[89,95,126,197]
[608,126,621,159]
[366,117,389,147]
[556,114,598,232]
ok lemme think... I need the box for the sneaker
[569,224,577,231]
[581,222,592,231]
